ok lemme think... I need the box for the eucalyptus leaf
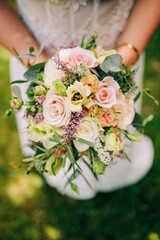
[24,69,39,81]
[19,53,39,59]
[30,62,45,71]
[39,41,46,56]
[101,54,122,73]
[12,86,21,99]
[24,62,45,81]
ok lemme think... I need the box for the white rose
[65,81,91,112]
[27,121,54,143]
[74,117,100,152]
[43,89,71,127]
[114,93,135,130]
[44,59,65,88]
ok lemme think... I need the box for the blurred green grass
[0,26,160,240]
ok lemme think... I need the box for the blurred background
[0,1,160,239]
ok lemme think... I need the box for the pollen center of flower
[72,92,83,101]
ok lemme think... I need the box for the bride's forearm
[0,1,50,67]
[115,0,160,66]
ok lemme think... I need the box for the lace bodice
[16,0,135,52]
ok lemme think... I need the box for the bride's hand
[0,1,51,68]
[115,0,160,66]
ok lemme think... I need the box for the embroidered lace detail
[16,0,135,52]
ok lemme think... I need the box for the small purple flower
[64,41,77,49]
[35,96,46,109]
[34,112,44,124]
[63,111,84,141]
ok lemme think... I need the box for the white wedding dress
[10,0,154,199]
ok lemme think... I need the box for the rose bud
[10,99,23,110]
[35,85,46,95]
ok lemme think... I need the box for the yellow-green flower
[105,133,122,154]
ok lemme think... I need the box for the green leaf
[66,145,75,178]
[13,48,24,65]
[19,53,39,59]
[51,160,56,176]
[29,46,36,53]
[77,138,94,148]
[11,167,20,178]
[126,133,141,142]
[11,80,28,85]
[101,54,122,73]
[22,157,34,162]
[90,68,100,78]
[62,155,67,168]
[4,109,13,118]
[143,88,159,105]
[124,152,132,163]
[132,112,143,129]
[36,145,48,153]
[134,91,141,102]
[26,163,35,175]
[80,36,85,48]
[70,183,80,195]
[86,149,91,160]
[49,134,61,144]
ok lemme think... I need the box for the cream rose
[114,93,135,130]
[43,89,71,127]
[73,117,100,152]
[65,81,91,112]
[93,76,120,108]
[59,46,97,69]
[44,59,65,88]
[97,49,117,65]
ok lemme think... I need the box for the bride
[0,0,159,199]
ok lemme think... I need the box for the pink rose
[59,47,97,69]
[43,89,71,127]
[97,108,116,127]
[93,76,120,108]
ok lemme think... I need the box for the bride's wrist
[115,44,140,66]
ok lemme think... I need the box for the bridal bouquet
[8,35,151,194]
